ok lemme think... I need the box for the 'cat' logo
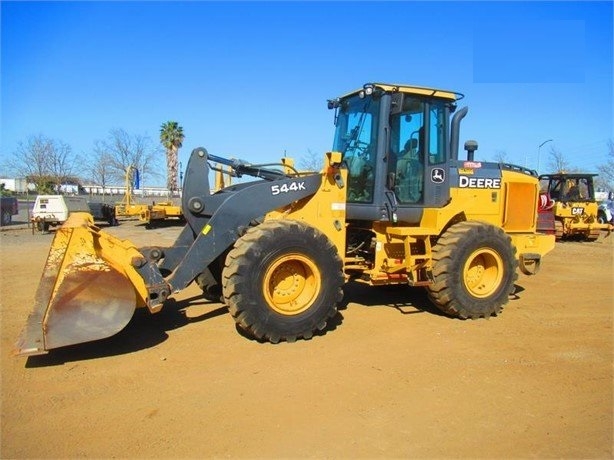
[571,207,584,215]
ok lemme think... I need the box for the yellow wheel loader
[16,83,556,356]
[538,173,612,241]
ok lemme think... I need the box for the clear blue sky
[2,1,612,186]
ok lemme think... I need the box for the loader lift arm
[206,152,300,181]
[140,147,325,306]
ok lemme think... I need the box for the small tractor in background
[139,163,234,227]
[139,201,184,227]
[538,173,612,240]
[16,82,556,356]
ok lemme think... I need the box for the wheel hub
[264,254,320,315]
[463,249,504,298]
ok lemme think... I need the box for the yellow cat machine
[139,201,184,226]
[16,83,555,356]
[139,164,234,227]
[538,173,612,241]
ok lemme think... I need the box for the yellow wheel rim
[462,248,504,298]
[263,254,321,315]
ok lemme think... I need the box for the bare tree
[298,149,323,172]
[5,134,51,191]
[547,147,571,173]
[47,139,81,192]
[492,150,508,164]
[596,139,614,191]
[5,134,80,193]
[94,129,163,186]
[90,140,115,193]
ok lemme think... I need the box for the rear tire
[427,221,518,319]
[222,220,344,343]
[36,221,50,233]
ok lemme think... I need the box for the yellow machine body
[268,156,554,286]
[552,201,606,240]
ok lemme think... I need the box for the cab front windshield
[333,95,380,203]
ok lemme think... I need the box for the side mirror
[390,93,404,115]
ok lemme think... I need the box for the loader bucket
[15,213,148,356]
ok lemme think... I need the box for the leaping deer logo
[431,168,445,183]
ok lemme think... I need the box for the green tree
[160,121,185,193]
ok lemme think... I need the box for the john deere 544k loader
[16,83,555,355]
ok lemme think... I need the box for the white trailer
[31,195,90,232]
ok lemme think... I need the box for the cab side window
[429,103,447,165]
[389,99,425,204]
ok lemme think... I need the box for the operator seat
[566,186,580,201]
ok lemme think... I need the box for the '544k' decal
[271,181,306,195]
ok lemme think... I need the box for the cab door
[387,97,451,223]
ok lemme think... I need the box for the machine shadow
[232,282,441,343]
[340,281,445,317]
[341,281,528,316]
[26,282,529,366]
[25,295,227,367]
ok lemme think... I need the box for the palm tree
[160,121,185,193]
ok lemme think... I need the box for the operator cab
[538,173,598,203]
[329,83,465,223]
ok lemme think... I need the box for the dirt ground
[1,215,612,459]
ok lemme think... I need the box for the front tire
[222,220,344,343]
[427,221,518,319]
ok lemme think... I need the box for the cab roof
[338,82,463,101]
